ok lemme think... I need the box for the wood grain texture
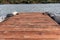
[0,12,60,40]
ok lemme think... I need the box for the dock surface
[0,12,60,40]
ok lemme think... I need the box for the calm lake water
[0,3,60,16]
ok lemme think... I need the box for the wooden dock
[0,12,60,40]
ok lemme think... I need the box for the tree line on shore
[0,0,60,4]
